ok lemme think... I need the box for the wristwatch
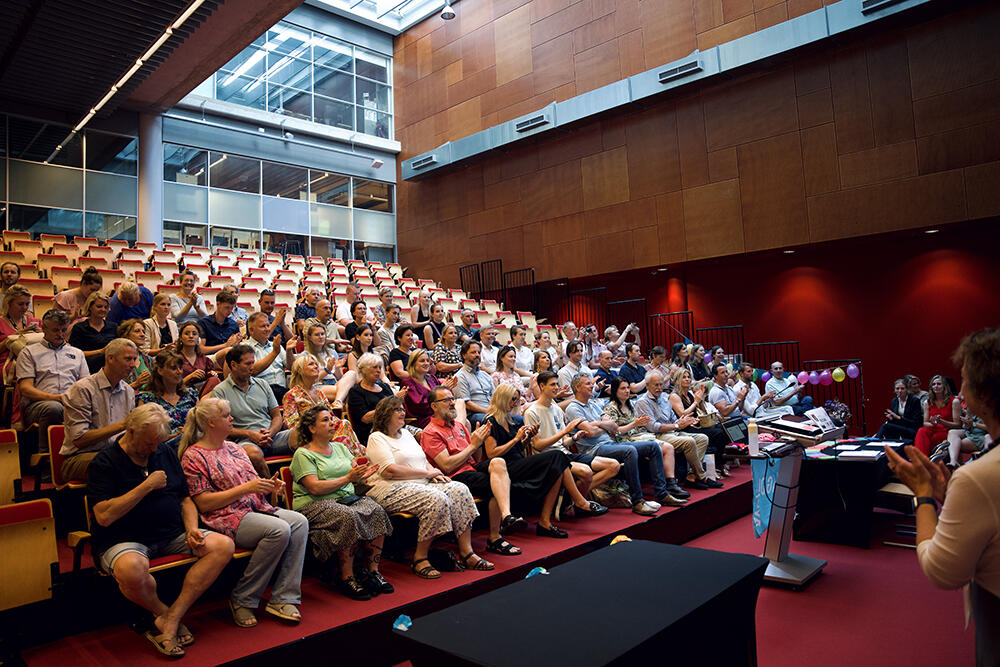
[913,496,938,512]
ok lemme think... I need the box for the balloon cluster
[726,362,861,385]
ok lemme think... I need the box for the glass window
[356,50,389,83]
[210,226,231,248]
[86,171,138,216]
[354,241,394,263]
[314,96,354,131]
[8,116,82,167]
[164,182,208,223]
[262,162,308,199]
[310,172,350,206]
[165,221,207,247]
[232,228,261,250]
[85,132,137,175]
[268,53,311,90]
[164,144,207,185]
[267,85,312,121]
[267,24,312,60]
[313,37,353,72]
[209,152,260,193]
[85,213,136,242]
[216,75,266,110]
[8,161,83,209]
[356,79,391,113]
[311,236,351,262]
[220,46,267,80]
[353,179,393,212]
[264,231,307,257]
[314,67,353,102]
[355,108,391,139]
[209,189,260,229]
[8,205,83,237]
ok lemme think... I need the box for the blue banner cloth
[751,457,781,538]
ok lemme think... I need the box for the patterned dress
[365,429,479,542]
[290,444,392,564]
[492,370,531,402]
[282,385,366,457]
[430,344,462,379]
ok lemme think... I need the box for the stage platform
[15,467,751,666]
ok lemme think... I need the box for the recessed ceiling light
[783,250,795,254]
[656,267,668,272]
[925,229,939,234]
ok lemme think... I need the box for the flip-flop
[176,622,194,647]
[144,630,184,658]
[229,600,258,628]
[265,602,301,623]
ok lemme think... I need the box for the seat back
[280,467,293,509]
[31,295,56,319]
[0,498,58,611]
[47,426,82,489]
[20,278,54,298]
[11,240,43,264]
[0,429,18,505]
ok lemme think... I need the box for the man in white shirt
[557,341,595,389]
[510,326,534,377]
[709,362,747,420]
[479,327,500,374]
[764,361,815,416]
[375,304,400,353]
[334,282,361,326]
[733,363,793,419]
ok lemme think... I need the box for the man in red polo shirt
[421,386,527,557]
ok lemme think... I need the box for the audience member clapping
[198,292,243,356]
[117,318,154,390]
[245,311,296,404]
[290,406,393,600]
[875,378,923,442]
[401,349,458,428]
[170,270,208,325]
[365,396,487,579]
[387,323,416,382]
[347,353,404,444]
[175,321,221,396]
[0,285,40,370]
[180,398,307,627]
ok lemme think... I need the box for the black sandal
[411,558,441,579]
[460,552,495,571]
[486,537,522,555]
[499,514,528,535]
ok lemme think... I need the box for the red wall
[556,218,1000,410]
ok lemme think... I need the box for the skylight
[307,0,456,35]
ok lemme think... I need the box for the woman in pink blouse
[180,398,308,628]
[492,345,531,409]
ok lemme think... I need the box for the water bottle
[748,418,759,456]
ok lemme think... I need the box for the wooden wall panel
[395,3,1000,286]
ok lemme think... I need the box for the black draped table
[393,540,768,667]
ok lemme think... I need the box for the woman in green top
[290,405,394,601]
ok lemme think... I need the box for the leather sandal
[412,557,441,579]
[486,537,522,555]
[144,631,184,658]
[265,602,301,623]
[460,552,495,570]
[499,514,528,535]
[229,600,257,628]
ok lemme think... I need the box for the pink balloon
[808,371,820,385]
[797,371,809,384]
[819,370,833,386]
[846,363,860,379]
[761,371,772,383]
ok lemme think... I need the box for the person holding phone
[179,398,308,629]
[290,406,394,600]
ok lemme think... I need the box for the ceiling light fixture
[925,229,939,234]
[656,267,668,272]
[441,1,456,20]
[783,250,795,254]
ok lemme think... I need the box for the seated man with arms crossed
[566,375,677,515]
[525,371,619,523]
[421,386,529,554]
[211,345,293,477]
[88,403,234,658]
[453,340,496,428]
[61,337,138,481]
[16,309,90,454]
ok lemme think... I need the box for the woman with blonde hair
[0,284,40,369]
[142,292,178,355]
[301,323,341,399]
[282,355,364,454]
[291,405,393,600]
[401,349,460,428]
[180,398,308,627]
[70,290,116,372]
[914,375,961,456]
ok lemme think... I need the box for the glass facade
[162,143,394,260]
[0,114,138,240]
[205,21,392,139]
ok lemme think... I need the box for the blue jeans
[791,395,815,416]
[590,440,667,504]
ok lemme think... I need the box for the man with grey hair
[88,403,234,657]
[62,337,139,481]
[453,340,495,428]
[294,286,322,322]
[108,281,154,327]
[455,309,479,344]
[635,371,720,490]
[16,308,90,454]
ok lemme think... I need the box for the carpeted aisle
[685,512,975,666]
